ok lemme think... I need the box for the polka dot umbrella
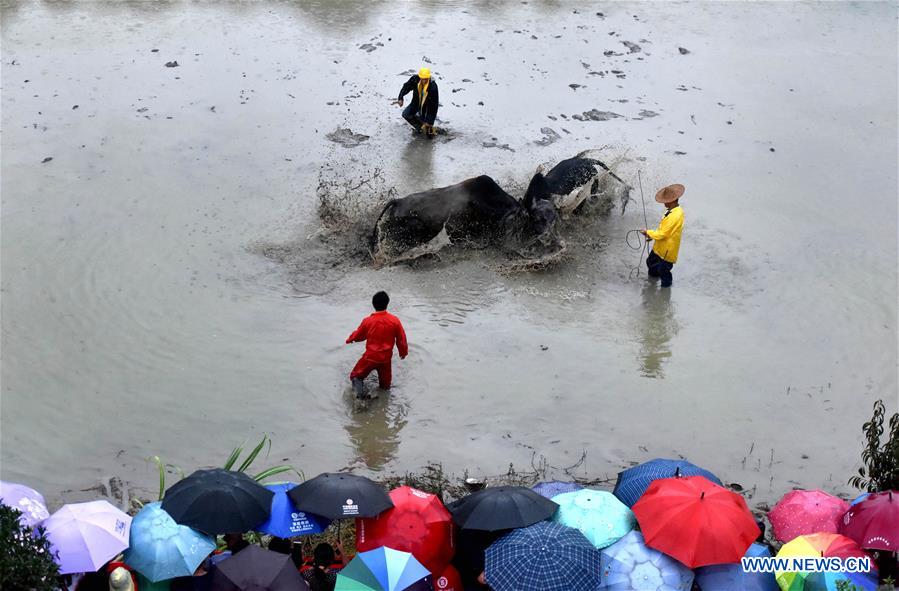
[768,490,849,543]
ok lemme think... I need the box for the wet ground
[1,0,896,509]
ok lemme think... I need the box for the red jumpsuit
[346,310,408,389]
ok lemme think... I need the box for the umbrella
[123,502,215,582]
[287,473,393,520]
[430,564,462,591]
[531,480,583,499]
[768,490,849,543]
[551,489,635,549]
[632,475,759,568]
[599,530,694,591]
[612,458,722,507]
[694,543,779,591]
[212,545,309,590]
[775,533,877,591]
[356,486,454,575]
[839,489,898,551]
[447,486,558,532]
[257,482,330,538]
[0,480,50,528]
[44,500,132,574]
[162,468,273,535]
[849,493,869,506]
[485,521,601,591]
[335,546,430,591]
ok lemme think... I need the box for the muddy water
[2,1,896,509]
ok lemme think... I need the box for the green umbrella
[335,547,429,591]
[551,489,635,549]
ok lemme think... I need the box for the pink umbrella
[840,490,898,551]
[44,500,132,574]
[768,489,849,543]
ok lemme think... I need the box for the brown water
[2,0,896,510]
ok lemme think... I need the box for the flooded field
[1,0,896,510]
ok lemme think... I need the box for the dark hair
[313,543,336,567]
[268,536,292,555]
[309,544,337,591]
[372,291,389,311]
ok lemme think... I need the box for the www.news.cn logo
[741,556,872,573]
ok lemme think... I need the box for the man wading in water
[395,67,439,138]
[346,291,408,399]
[640,184,685,288]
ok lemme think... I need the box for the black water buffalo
[540,151,631,215]
[371,173,557,264]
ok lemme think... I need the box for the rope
[626,170,650,279]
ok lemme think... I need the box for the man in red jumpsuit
[346,291,408,399]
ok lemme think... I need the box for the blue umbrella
[485,521,601,591]
[694,543,779,591]
[612,459,722,507]
[336,546,430,591]
[257,482,330,538]
[849,492,869,506]
[531,480,583,499]
[124,502,215,582]
[600,530,694,591]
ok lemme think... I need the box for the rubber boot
[352,378,367,399]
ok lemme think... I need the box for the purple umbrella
[0,480,50,528]
[531,481,583,500]
[44,500,132,574]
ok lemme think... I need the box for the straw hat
[108,567,134,591]
[655,184,685,204]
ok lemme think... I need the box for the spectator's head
[372,291,389,311]
[223,533,249,553]
[313,542,336,568]
[268,536,292,555]
[108,567,134,591]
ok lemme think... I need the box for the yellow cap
[418,67,431,79]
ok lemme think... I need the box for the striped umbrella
[599,530,694,591]
[775,533,877,590]
[550,489,635,549]
[335,547,430,591]
[612,459,721,507]
[485,521,601,591]
[768,490,849,543]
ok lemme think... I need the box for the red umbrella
[432,563,463,591]
[356,486,455,574]
[768,489,849,543]
[632,475,759,568]
[840,490,899,551]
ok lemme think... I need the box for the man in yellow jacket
[640,183,685,287]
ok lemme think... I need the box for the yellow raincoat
[646,205,684,263]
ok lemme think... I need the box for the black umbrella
[286,473,393,519]
[212,545,309,591]
[162,468,274,535]
[447,486,558,531]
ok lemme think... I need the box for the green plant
[149,455,184,501]
[223,434,303,482]
[151,435,301,501]
[849,400,899,492]
[0,505,60,590]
